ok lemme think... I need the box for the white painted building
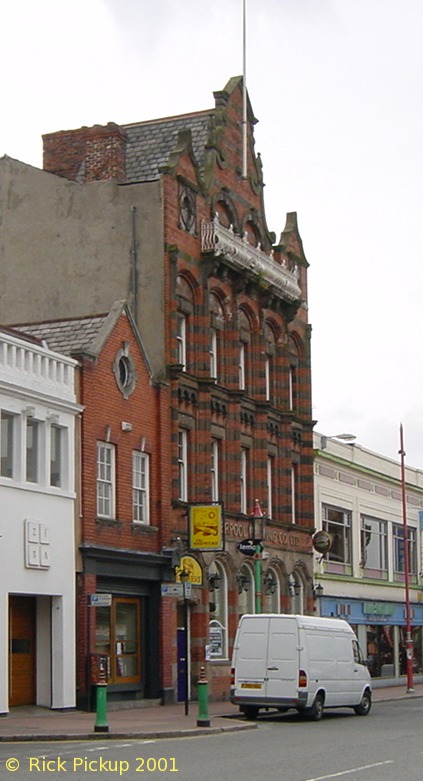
[0,329,80,713]
[314,432,423,682]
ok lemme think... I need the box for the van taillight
[299,669,307,688]
[230,668,235,687]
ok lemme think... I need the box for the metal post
[183,578,189,715]
[94,662,109,733]
[254,548,262,614]
[197,666,210,727]
[399,423,414,693]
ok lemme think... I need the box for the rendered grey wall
[0,157,165,375]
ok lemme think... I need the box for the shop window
[360,516,388,578]
[322,504,352,572]
[95,598,141,684]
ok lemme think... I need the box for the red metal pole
[399,423,414,692]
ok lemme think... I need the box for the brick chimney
[43,123,127,183]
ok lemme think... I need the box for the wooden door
[9,596,36,706]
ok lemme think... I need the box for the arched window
[176,276,194,371]
[264,322,276,402]
[288,336,300,411]
[238,309,251,391]
[263,567,280,614]
[289,572,304,615]
[208,561,228,659]
[237,563,254,616]
[209,292,225,381]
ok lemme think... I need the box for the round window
[113,349,136,398]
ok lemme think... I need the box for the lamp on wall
[208,571,222,592]
[263,572,277,595]
[288,574,301,597]
[236,572,250,594]
[313,582,324,600]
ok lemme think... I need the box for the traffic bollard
[94,663,109,733]
[196,666,210,727]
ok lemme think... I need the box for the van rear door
[232,616,269,702]
[265,616,299,701]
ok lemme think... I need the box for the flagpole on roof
[242,0,247,180]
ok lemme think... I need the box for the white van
[230,614,371,721]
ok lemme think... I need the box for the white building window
[50,424,63,487]
[323,504,352,566]
[210,329,218,380]
[178,430,188,502]
[1,411,15,478]
[211,439,219,502]
[239,342,246,390]
[26,418,40,483]
[291,463,298,524]
[393,524,417,577]
[240,447,248,514]
[267,455,274,519]
[133,451,150,523]
[97,442,115,518]
[176,313,186,370]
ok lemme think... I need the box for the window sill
[130,523,157,534]
[96,517,123,529]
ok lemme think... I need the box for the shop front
[320,596,423,680]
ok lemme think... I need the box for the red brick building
[16,303,176,709]
[2,76,315,704]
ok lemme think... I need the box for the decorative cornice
[201,217,302,305]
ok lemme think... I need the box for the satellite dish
[312,530,332,554]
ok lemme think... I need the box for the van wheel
[243,706,259,720]
[353,690,372,716]
[307,693,324,721]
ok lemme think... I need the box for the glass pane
[50,425,62,486]
[95,607,111,653]
[26,419,38,482]
[1,412,14,478]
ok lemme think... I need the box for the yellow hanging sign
[189,504,223,551]
[175,555,203,585]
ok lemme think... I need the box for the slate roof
[123,110,212,183]
[13,314,109,358]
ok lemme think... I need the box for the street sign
[89,593,112,607]
[161,583,192,598]
[237,539,262,556]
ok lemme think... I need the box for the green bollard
[94,664,109,733]
[197,666,210,727]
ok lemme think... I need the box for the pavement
[1,683,423,743]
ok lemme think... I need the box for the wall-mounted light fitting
[208,571,222,592]
[236,572,250,594]
[263,572,277,595]
[313,582,324,600]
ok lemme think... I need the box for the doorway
[9,595,36,706]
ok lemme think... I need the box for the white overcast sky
[2,0,423,467]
